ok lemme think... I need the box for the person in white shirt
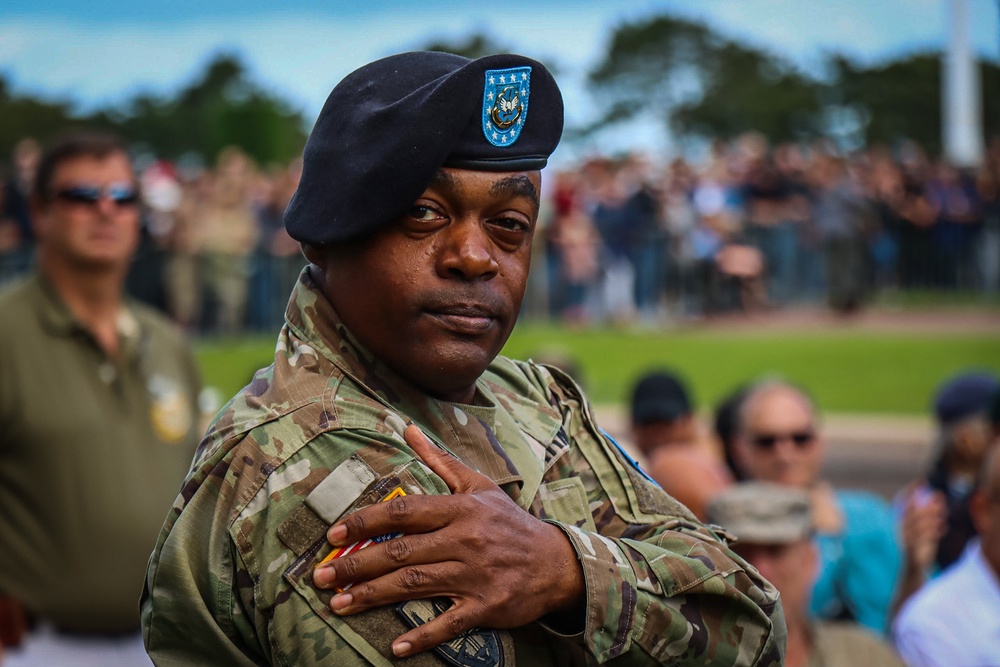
[893,442,1000,667]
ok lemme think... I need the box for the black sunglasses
[751,430,816,450]
[54,183,138,207]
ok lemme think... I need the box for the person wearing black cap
[628,369,733,520]
[142,52,784,667]
[897,370,1000,584]
[630,370,696,457]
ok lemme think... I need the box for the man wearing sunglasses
[0,132,203,666]
[730,380,907,636]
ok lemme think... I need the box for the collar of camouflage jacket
[278,267,568,503]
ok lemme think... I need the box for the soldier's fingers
[405,424,494,494]
[391,602,481,658]
[315,531,448,589]
[327,491,477,546]
[327,562,463,616]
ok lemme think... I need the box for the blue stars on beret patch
[482,66,531,148]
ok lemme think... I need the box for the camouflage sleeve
[549,517,785,666]
[534,374,786,666]
[142,454,272,666]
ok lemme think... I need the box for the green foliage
[194,326,1000,415]
[587,15,823,142]
[112,54,308,166]
[672,43,823,141]
[586,14,999,153]
[831,53,1000,155]
[0,79,102,159]
[502,326,1000,413]
[0,54,307,167]
[830,53,944,154]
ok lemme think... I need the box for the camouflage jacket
[142,270,785,667]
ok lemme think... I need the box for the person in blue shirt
[729,379,916,634]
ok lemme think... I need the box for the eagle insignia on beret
[482,66,531,148]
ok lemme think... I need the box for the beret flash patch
[482,67,531,147]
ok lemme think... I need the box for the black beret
[285,51,564,245]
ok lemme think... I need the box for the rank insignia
[319,486,406,592]
[482,66,531,148]
[397,598,505,667]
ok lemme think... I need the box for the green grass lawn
[195,325,1000,415]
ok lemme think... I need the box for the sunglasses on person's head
[53,183,138,207]
[751,430,816,450]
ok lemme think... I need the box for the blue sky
[2,0,998,156]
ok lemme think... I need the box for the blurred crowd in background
[545,133,1000,325]
[2,131,999,336]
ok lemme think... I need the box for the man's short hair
[736,379,818,436]
[33,131,131,202]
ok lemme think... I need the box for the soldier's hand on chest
[312,424,585,659]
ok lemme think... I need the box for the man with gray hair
[730,380,905,633]
[709,482,905,667]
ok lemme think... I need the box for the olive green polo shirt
[0,273,202,634]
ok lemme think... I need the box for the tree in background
[0,54,307,169]
[586,14,999,156]
[587,15,824,146]
[2,20,998,166]
[829,53,1000,155]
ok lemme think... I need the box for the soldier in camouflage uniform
[142,52,785,667]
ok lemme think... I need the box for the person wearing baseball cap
[142,52,784,667]
[709,483,905,667]
[920,371,1000,571]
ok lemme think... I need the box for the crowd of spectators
[622,365,1000,667]
[544,133,1000,324]
[2,131,1000,335]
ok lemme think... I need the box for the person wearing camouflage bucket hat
[707,482,814,545]
[709,483,905,667]
[142,52,785,667]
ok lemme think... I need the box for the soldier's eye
[491,217,529,233]
[408,206,441,221]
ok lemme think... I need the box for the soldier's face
[314,168,540,404]
[33,152,140,269]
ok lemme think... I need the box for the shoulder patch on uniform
[545,425,571,468]
[397,599,507,667]
[305,455,377,523]
[602,429,699,520]
[277,505,328,557]
[601,428,656,484]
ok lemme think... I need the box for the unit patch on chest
[396,598,505,667]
